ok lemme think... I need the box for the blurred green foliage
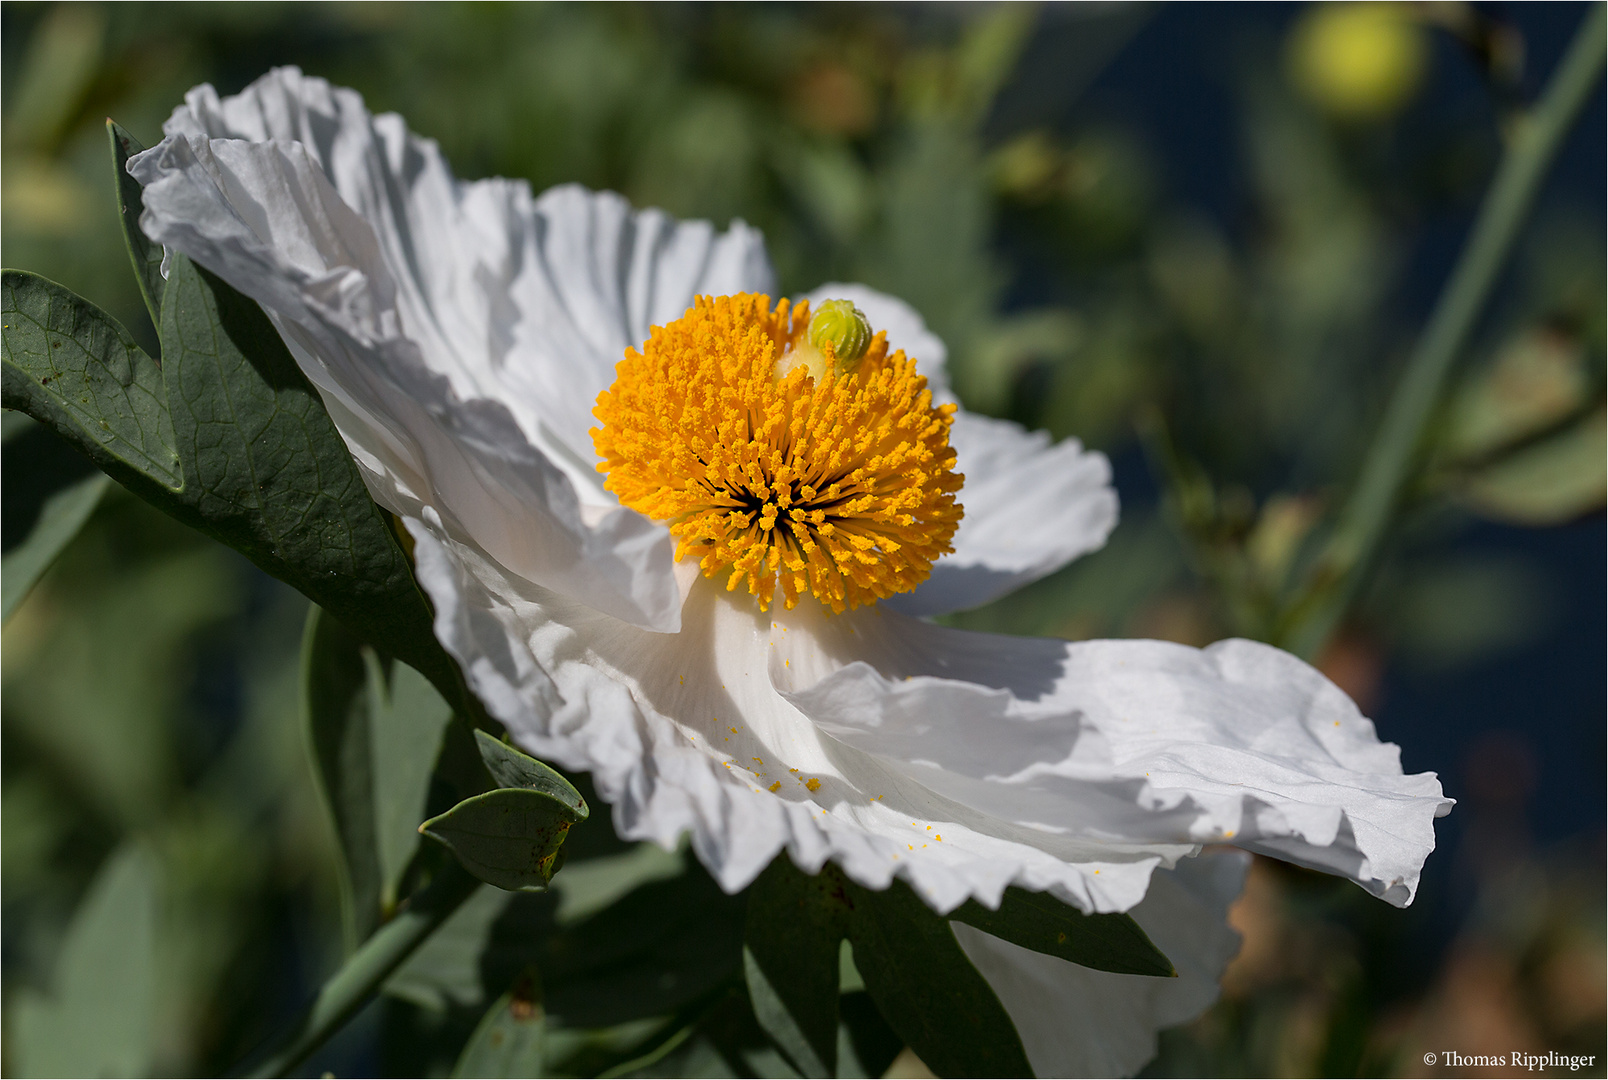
[2,2,1602,1077]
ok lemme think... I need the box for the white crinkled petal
[957,849,1249,1078]
[407,516,1446,915]
[158,68,775,483]
[129,66,773,632]
[785,616,1452,907]
[408,523,1188,915]
[806,283,1118,616]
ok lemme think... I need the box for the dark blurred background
[2,3,1603,1077]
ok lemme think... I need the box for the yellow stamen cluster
[592,294,963,612]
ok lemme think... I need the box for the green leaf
[385,885,518,1012]
[846,878,1034,1079]
[452,968,546,1078]
[373,659,455,910]
[11,843,161,1078]
[302,605,385,947]
[421,787,586,892]
[1,263,466,707]
[157,254,460,697]
[948,886,1175,977]
[2,269,182,495]
[2,414,109,621]
[743,857,853,1078]
[474,728,588,812]
[107,120,164,330]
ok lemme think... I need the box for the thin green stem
[244,863,482,1079]
[1283,4,1606,659]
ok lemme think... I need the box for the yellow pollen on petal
[805,778,821,792]
[591,294,963,613]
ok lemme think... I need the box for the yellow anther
[592,294,963,612]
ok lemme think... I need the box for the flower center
[592,293,963,613]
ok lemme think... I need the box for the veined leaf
[474,728,587,812]
[1,263,463,706]
[949,886,1175,977]
[157,254,459,697]
[421,787,585,892]
[2,269,181,496]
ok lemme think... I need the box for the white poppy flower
[129,67,1451,1077]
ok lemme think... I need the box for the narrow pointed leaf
[373,660,455,909]
[452,968,546,1078]
[2,416,109,620]
[948,886,1175,977]
[10,844,161,1078]
[743,857,851,1078]
[302,605,385,947]
[847,879,1034,1079]
[421,787,585,892]
[107,120,164,330]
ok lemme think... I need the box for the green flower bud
[808,299,872,374]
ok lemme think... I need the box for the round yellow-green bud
[1288,3,1427,122]
[808,299,873,374]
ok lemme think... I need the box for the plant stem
[244,864,482,1079]
[1283,4,1606,660]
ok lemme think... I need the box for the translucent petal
[956,850,1249,1078]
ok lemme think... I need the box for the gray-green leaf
[452,968,546,1078]
[10,843,161,1078]
[108,120,164,330]
[2,414,109,621]
[373,659,455,909]
[474,728,587,813]
[421,787,586,892]
[2,269,181,494]
[302,605,385,948]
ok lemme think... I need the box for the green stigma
[808,299,872,374]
